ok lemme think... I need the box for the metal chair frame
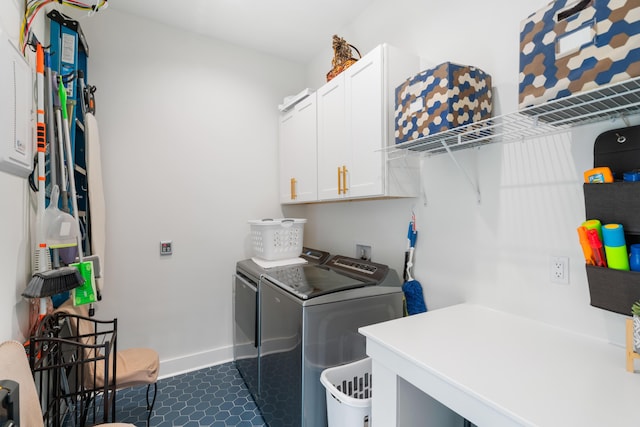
[29,313,118,426]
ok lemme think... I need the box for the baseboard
[158,344,234,379]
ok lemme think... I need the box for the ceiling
[107,0,373,63]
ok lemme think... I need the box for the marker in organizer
[602,224,630,271]
[577,226,595,265]
[582,219,603,243]
[630,244,640,272]
[586,228,607,268]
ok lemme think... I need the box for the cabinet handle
[290,177,297,200]
[337,166,342,194]
[342,165,348,193]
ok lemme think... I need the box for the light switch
[160,240,172,256]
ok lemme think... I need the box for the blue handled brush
[402,218,427,315]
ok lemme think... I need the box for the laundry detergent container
[321,357,372,427]
[394,62,493,144]
[248,218,306,260]
[518,0,640,109]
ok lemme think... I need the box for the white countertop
[359,303,640,426]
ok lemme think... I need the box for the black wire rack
[28,312,118,427]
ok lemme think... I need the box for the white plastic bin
[320,357,372,427]
[248,218,306,261]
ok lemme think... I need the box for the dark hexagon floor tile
[111,361,267,426]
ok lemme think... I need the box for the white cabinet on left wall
[279,93,318,204]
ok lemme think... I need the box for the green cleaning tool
[59,76,97,306]
[70,261,97,306]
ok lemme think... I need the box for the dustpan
[45,185,79,249]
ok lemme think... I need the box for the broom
[402,217,427,315]
[23,267,84,298]
[26,44,84,320]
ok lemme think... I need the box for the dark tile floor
[112,361,266,426]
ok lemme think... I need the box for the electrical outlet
[356,244,372,261]
[550,256,569,284]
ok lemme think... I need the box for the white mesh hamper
[248,218,306,260]
[320,357,372,427]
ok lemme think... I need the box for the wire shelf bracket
[384,76,640,204]
[442,135,481,204]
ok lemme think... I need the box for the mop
[58,76,98,307]
[402,216,427,315]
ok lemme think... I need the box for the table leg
[371,359,398,426]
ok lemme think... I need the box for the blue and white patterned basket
[394,62,493,144]
[519,0,640,109]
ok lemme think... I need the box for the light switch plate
[160,240,173,256]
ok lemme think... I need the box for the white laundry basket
[320,357,372,427]
[248,218,306,260]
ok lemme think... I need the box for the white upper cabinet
[280,43,419,204]
[279,93,318,204]
[317,72,348,200]
[317,44,419,201]
[345,46,385,198]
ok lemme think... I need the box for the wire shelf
[388,76,640,157]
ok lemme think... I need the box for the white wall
[79,10,305,375]
[0,4,306,374]
[2,0,638,376]
[287,0,640,346]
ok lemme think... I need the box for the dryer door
[233,273,259,401]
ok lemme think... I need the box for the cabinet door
[317,75,348,201]
[279,94,317,204]
[345,45,385,198]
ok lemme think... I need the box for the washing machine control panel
[325,255,389,283]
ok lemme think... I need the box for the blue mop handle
[407,221,417,248]
[406,221,417,280]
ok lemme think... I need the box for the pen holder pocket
[584,182,640,315]
[584,182,640,234]
[586,265,640,315]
